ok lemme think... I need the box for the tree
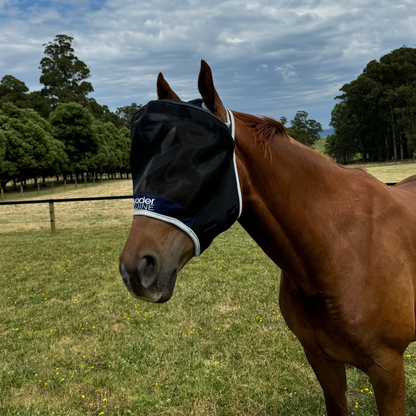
[117,126,131,176]
[116,103,142,128]
[39,34,93,106]
[87,98,123,127]
[331,75,384,163]
[327,101,361,163]
[0,129,5,174]
[0,75,29,108]
[331,46,416,162]
[279,116,287,126]
[102,122,125,173]
[0,103,68,187]
[0,75,52,118]
[290,111,323,142]
[27,91,52,119]
[325,133,357,164]
[285,127,315,146]
[49,102,99,174]
[91,120,122,175]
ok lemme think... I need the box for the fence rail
[0,195,132,235]
[0,184,398,234]
[0,195,132,206]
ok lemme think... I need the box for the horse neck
[234,113,346,287]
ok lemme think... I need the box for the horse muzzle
[119,253,177,303]
[119,216,194,303]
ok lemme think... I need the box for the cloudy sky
[1,0,415,128]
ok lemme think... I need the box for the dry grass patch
[0,179,133,233]
[352,162,416,183]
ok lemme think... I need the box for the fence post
[64,180,67,190]
[37,184,40,195]
[1,187,3,200]
[75,178,77,188]
[52,182,54,192]
[20,185,23,198]
[49,201,56,235]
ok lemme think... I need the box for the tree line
[0,34,142,188]
[326,46,416,164]
[0,34,325,188]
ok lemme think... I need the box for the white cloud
[0,0,415,127]
[274,64,297,81]
[256,64,268,71]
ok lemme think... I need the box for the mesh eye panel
[131,99,240,255]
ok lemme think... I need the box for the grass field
[360,163,416,183]
[311,137,416,181]
[1,163,416,415]
[312,136,327,154]
[0,180,132,233]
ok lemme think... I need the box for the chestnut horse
[119,60,416,415]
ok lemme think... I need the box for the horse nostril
[137,254,159,289]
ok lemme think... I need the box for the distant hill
[320,128,335,137]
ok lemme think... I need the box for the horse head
[119,61,241,303]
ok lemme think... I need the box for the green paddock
[2,223,416,415]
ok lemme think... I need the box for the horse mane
[232,110,333,162]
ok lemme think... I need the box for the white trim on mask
[227,109,243,219]
[201,101,210,113]
[133,210,201,256]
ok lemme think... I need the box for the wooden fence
[0,195,132,234]
[0,183,399,235]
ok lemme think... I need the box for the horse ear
[157,73,181,100]
[198,60,228,123]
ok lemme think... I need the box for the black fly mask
[130,99,242,256]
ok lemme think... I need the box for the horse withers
[119,60,416,415]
